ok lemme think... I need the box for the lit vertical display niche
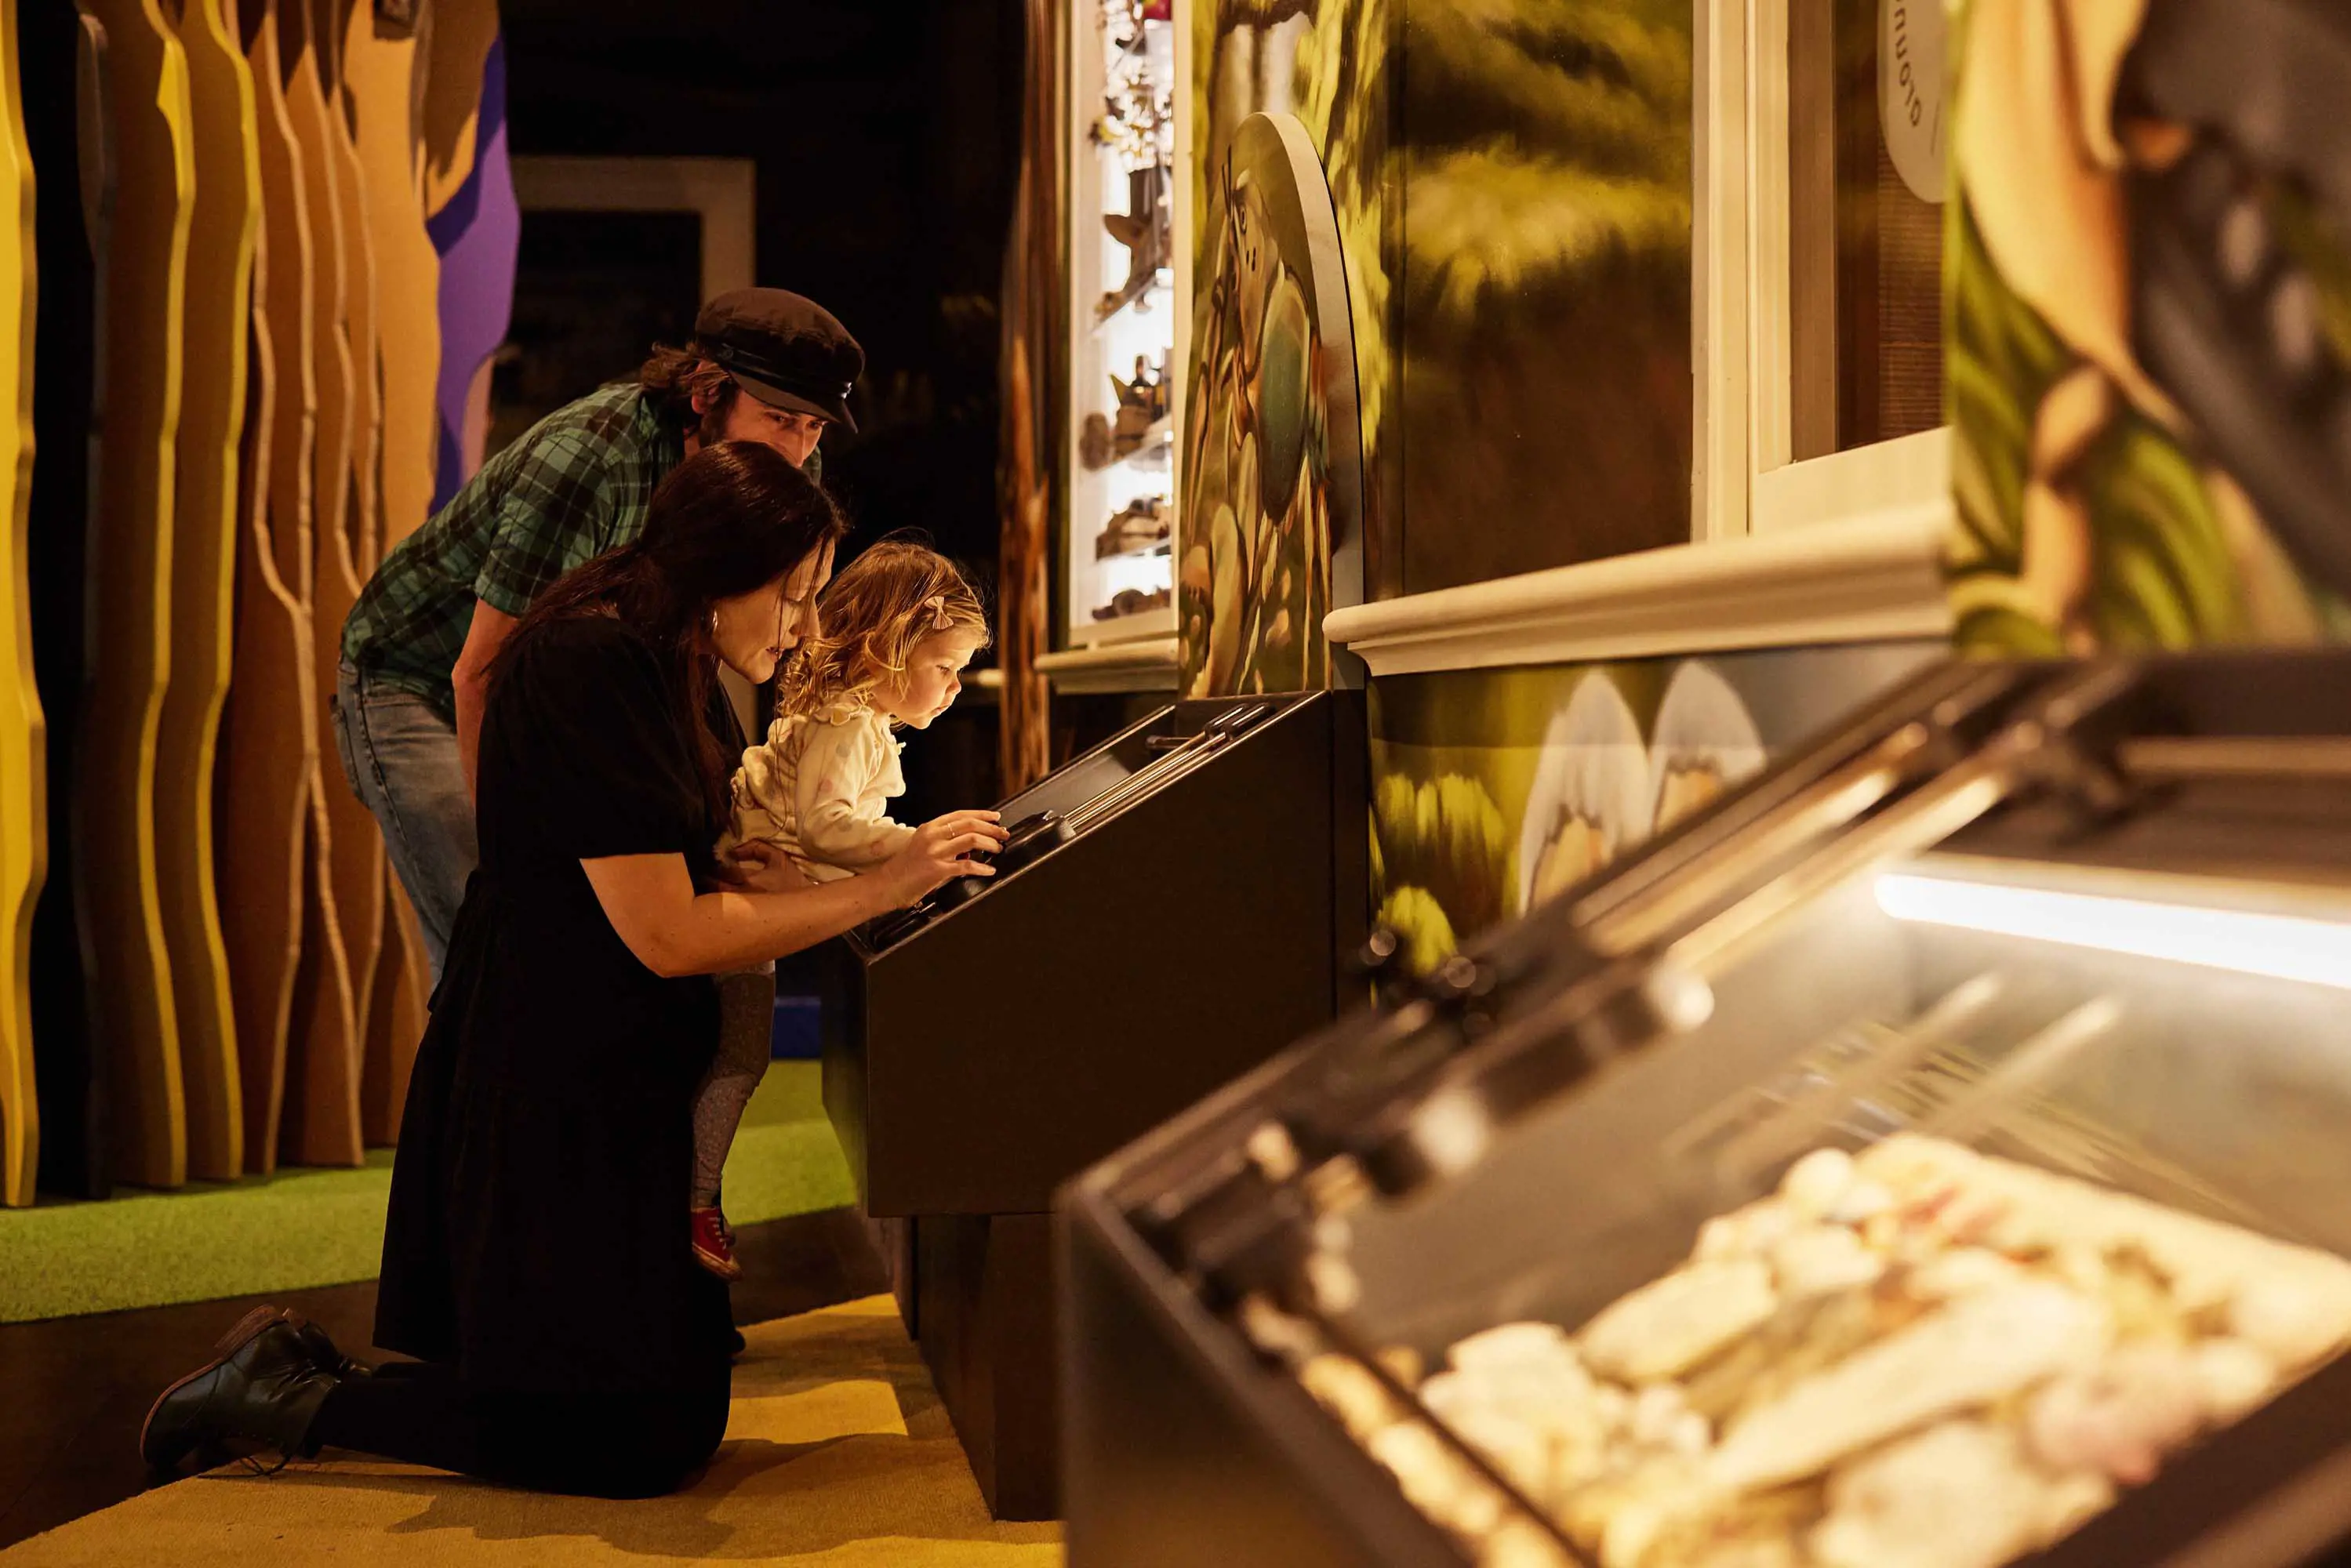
[1064,0,1176,644]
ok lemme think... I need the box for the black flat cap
[693,289,864,432]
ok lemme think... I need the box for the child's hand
[718,840,814,895]
[882,811,1008,906]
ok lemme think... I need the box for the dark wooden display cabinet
[821,690,1365,1519]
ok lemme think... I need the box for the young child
[688,538,992,1278]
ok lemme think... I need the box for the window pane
[1789,0,1945,460]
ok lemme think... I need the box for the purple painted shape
[430,33,519,511]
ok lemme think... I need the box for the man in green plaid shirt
[335,289,864,975]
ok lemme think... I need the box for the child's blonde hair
[779,534,990,718]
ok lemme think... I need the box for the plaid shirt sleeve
[471,423,622,618]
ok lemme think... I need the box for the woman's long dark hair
[491,441,847,822]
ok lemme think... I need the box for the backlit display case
[1063,0,1177,647]
[1064,650,2351,1568]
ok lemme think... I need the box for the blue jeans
[332,659,478,982]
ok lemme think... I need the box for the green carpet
[0,1063,854,1323]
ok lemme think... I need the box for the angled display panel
[825,688,1365,1519]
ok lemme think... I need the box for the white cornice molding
[1036,636,1181,694]
[1323,503,1954,677]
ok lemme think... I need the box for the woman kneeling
[141,443,1004,1497]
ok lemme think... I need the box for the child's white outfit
[686,699,915,1252]
[729,699,916,880]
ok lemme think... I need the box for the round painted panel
[1179,111,1363,699]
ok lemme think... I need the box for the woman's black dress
[375,615,735,1403]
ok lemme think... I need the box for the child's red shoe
[691,1207,743,1281]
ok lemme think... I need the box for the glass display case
[1064,650,2351,1568]
[1063,0,1177,646]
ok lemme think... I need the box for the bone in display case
[1063,649,2351,1568]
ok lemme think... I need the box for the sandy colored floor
[2,1295,1063,1566]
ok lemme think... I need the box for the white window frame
[1316,0,1961,678]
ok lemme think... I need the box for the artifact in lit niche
[1299,1136,2351,1568]
[1094,585,1172,622]
[1091,0,1172,169]
[1097,494,1170,559]
[1106,352,1168,461]
[1099,165,1171,321]
[1947,0,2351,653]
[1180,111,1364,698]
[1081,412,1115,471]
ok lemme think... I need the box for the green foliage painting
[1186,0,1696,637]
[1393,0,1692,592]
[1946,0,2351,652]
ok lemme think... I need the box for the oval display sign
[1880,0,1947,205]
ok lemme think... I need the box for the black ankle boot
[141,1307,341,1475]
[280,1312,373,1380]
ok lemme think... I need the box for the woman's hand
[714,839,813,895]
[880,811,1007,907]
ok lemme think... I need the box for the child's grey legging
[691,968,776,1208]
